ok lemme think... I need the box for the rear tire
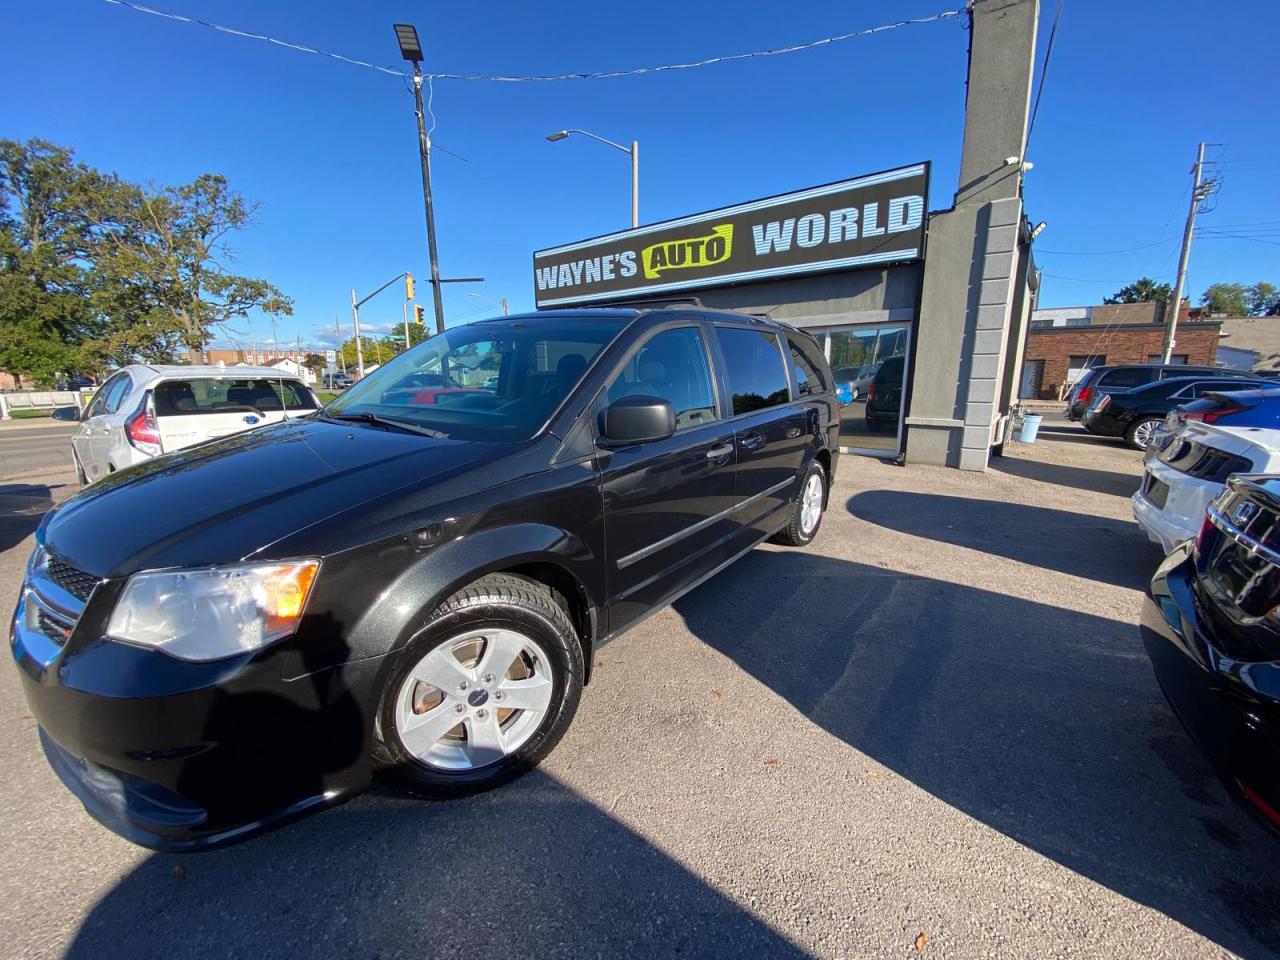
[374,573,584,800]
[771,460,827,547]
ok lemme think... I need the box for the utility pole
[271,316,280,364]
[350,288,365,379]
[335,314,347,376]
[403,300,411,351]
[1161,141,1209,364]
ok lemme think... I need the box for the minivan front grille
[43,555,100,602]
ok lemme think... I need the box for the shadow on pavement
[848,490,1162,589]
[673,548,1280,958]
[64,773,810,960]
[991,455,1143,499]
[0,483,57,553]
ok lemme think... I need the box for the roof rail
[594,295,705,310]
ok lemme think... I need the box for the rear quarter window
[786,335,831,396]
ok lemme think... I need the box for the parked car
[55,375,97,391]
[1142,475,1280,836]
[1083,375,1274,449]
[51,365,319,485]
[1065,364,1256,421]
[1132,418,1280,553]
[325,372,354,390]
[865,355,906,430]
[831,363,879,405]
[13,308,839,850]
[1170,387,1280,430]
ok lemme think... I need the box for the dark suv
[11,308,839,850]
[1065,363,1255,420]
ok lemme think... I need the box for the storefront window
[821,324,910,455]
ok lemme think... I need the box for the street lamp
[469,292,509,315]
[395,23,447,335]
[546,129,639,228]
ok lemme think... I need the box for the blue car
[1173,386,1280,428]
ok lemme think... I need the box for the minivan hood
[41,417,492,576]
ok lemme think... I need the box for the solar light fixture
[394,24,423,62]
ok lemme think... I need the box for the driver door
[598,324,738,634]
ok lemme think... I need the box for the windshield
[325,316,629,441]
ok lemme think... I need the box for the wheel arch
[350,523,603,687]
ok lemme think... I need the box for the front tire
[374,574,584,799]
[1125,417,1161,451]
[771,460,827,546]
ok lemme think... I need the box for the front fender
[344,522,602,666]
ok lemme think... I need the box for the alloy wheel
[1132,420,1158,450]
[394,629,554,771]
[800,471,824,535]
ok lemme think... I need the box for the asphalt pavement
[3,423,1280,958]
[0,421,76,480]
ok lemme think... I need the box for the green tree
[302,352,327,376]
[1104,278,1172,305]
[0,139,106,385]
[0,138,293,383]
[1247,282,1280,317]
[90,173,293,362]
[1200,282,1250,316]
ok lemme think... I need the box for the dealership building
[531,0,1042,471]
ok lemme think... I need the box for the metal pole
[411,62,447,335]
[351,289,365,379]
[501,297,509,316]
[630,139,639,228]
[335,314,347,376]
[1161,141,1206,364]
[403,300,411,351]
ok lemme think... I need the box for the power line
[103,0,966,83]
[1043,272,1173,284]
[1036,238,1178,256]
[1026,0,1065,148]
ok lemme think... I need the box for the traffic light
[405,273,415,301]
[414,304,426,325]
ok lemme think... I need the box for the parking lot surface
[4,422,1280,959]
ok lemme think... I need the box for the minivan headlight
[106,561,319,662]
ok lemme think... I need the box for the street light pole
[546,129,639,228]
[350,288,365,379]
[410,62,447,336]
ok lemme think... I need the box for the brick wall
[1022,322,1222,399]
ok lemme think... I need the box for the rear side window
[154,378,317,416]
[787,335,831,396]
[1100,368,1153,388]
[715,327,790,415]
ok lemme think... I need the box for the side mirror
[602,395,675,446]
[52,406,81,422]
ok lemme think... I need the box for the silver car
[54,364,319,484]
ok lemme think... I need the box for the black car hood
[41,417,492,577]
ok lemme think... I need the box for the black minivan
[12,307,839,850]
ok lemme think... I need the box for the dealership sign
[533,162,929,307]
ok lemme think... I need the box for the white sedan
[1132,419,1280,554]
[54,364,319,484]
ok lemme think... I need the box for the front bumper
[12,585,384,851]
[1141,543,1280,834]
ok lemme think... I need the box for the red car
[410,387,491,405]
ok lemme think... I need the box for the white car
[54,364,319,484]
[1132,420,1280,553]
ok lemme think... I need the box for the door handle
[706,443,734,461]
[740,433,766,451]
[785,426,802,439]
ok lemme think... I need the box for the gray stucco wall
[695,264,922,331]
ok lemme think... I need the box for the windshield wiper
[326,411,448,439]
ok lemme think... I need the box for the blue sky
[4,0,1278,349]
